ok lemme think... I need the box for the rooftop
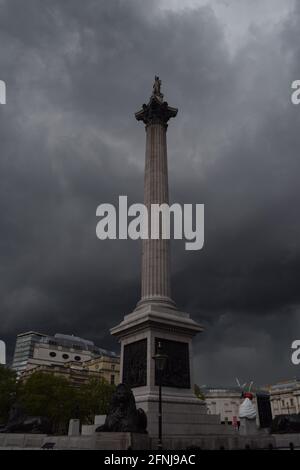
[16,331,118,357]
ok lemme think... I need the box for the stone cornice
[110,303,203,340]
[135,95,178,127]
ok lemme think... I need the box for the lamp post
[152,341,168,450]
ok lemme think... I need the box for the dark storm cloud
[0,0,299,386]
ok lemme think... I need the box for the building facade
[20,354,120,387]
[20,361,101,387]
[12,331,118,375]
[83,355,120,385]
[11,331,47,375]
[204,388,243,425]
[269,379,300,416]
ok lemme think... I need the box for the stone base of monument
[239,417,258,436]
[81,424,95,435]
[0,432,150,450]
[68,419,80,436]
[0,432,278,450]
[45,432,150,450]
[136,393,231,437]
[154,434,276,450]
[81,414,107,435]
[273,433,300,449]
[0,433,48,449]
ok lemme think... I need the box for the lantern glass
[152,342,168,372]
[156,354,167,371]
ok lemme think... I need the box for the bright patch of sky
[159,0,295,54]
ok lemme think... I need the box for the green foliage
[18,372,115,432]
[0,365,17,425]
[0,369,116,433]
[194,383,205,400]
[78,378,116,424]
[19,372,78,434]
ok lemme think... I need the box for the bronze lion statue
[0,403,51,434]
[96,383,147,433]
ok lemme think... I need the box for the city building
[20,361,101,387]
[83,355,120,385]
[203,387,272,428]
[20,354,120,387]
[11,331,47,375]
[203,387,242,425]
[12,331,118,376]
[269,378,300,416]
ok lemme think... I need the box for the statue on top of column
[152,76,164,101]
[135,76,177,125]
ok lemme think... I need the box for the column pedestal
[110,303,225,437]
[239,418,258,436]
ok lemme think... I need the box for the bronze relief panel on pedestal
[155,337,190,389]
[123,339,147,388]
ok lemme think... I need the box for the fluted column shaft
[140,122,172,305]
[135,81,177,308]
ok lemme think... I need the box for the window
[111,364,115,371]
[74,356,81,361]
[49,352,56,357]
[62,353,69,360]
[110,375,115,385]
[291,398,294,406]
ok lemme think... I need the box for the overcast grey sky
[1,0,300,386]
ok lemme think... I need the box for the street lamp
[152,341,168,450]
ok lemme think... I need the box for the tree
[18,372,116,432]
[78,378,115,424]
[19,372,78,434]
[0,365,17,425]
[194,383,205,400]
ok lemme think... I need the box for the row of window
[49,351,81,361]
[48,340,84,351]
[47,352,118,370]
[273,398,297,409]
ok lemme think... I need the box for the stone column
[135,78,178,309]
[111,79,205,438]
[141,122,171,304]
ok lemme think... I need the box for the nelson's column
[111,78,221,440]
